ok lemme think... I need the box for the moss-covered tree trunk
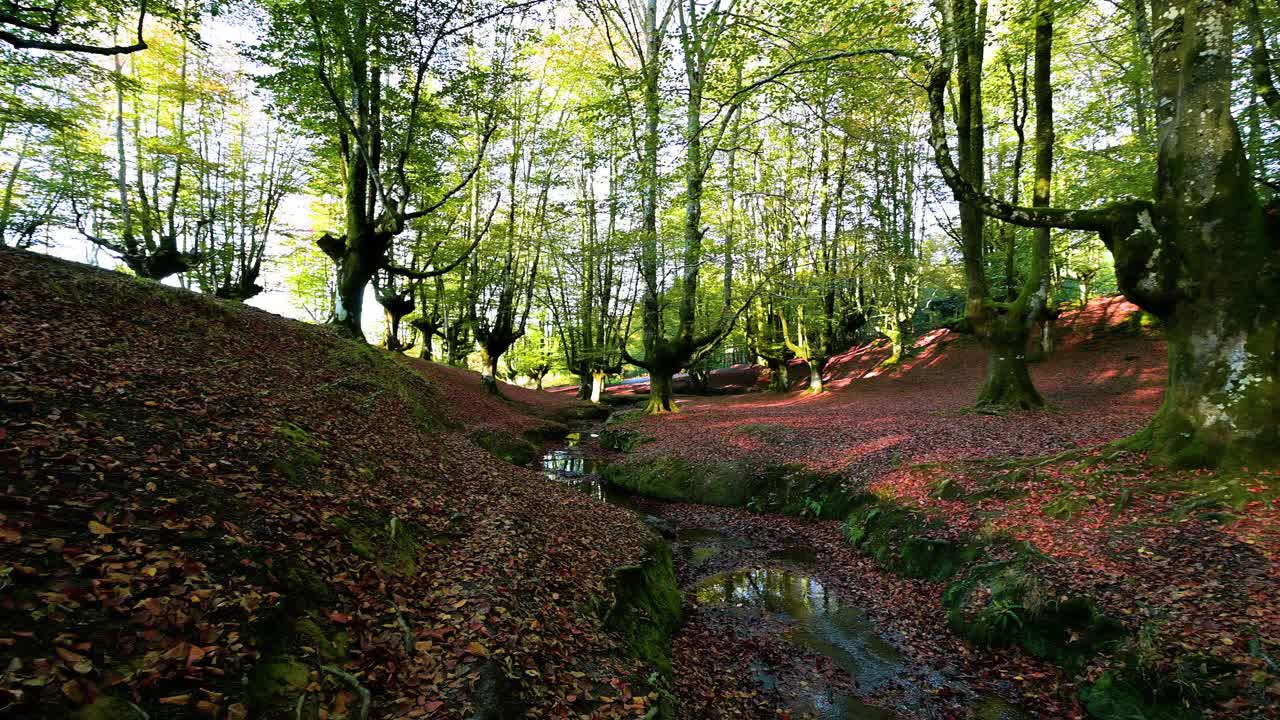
[646,370,679,414]
[976,320,1042,409]
[929,0,1280,466]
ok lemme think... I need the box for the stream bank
[538,422,1044,719]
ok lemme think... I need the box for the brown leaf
[87,521,113,536]
[60,679,86,705]
[54,647,88,664]
[159,694,190,705]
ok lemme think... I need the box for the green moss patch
[843,499,980,581]
[603,456,749,505]
[246,656,312,715]
[323,341,450,432]
[473,430,539,466]
[271,422,325,486]
[603,458,861,520]
[330,507,423,577]
[941,552,1124,670]
[603,539,683,675]
[599,426,655,452]
[75,697,147,720]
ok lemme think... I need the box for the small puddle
[694,567,905,718]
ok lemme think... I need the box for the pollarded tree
[74,29,204,280]
[257,0,509,339]
[927,0,1280,467]
[190,59,304,301]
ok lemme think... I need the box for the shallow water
[539,431,632,505]
[694,567,905,699]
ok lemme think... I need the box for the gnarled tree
[928,0,1280,466]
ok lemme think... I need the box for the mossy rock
[271,422,324,486]
[246,656,311,713]
[273,557,334,610]
[331,508,422,576]
[746,465,864,520]
[604,458,861,520]
[473,430,539,466]
[942,557,1124,669]
[75,697,146,720]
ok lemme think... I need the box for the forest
[1,0,1278,718]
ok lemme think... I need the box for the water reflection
[694,567,905,717]
[540,435,630,506]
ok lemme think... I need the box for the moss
[843,500,978,581]
[75,697,146,720]
[551,404,610,423]
[1043,490,1097,520]
[473,430,539,466]
[331,507,422,577]
[1079,671,1202,720]
[928,477,963,500]
[292,617,351,661]
[603,537,682,682]
[323,341,449,432]
[603,456,749,506]
[599,427,655,452]
[941,555,1124,670]
[604,458,862,520]
[246,656,311,713]
[274,557,333,610]
[271,422,324,486]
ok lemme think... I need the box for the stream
[539,426,1027,720]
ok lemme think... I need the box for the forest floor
[608,296,1280,719]
[0,248,663,720]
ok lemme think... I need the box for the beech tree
[928,0,1280,466]
[258,0,513,339]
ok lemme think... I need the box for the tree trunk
[576,373,592,400]
[591,370,606,404]
[334,253,371,339]
[480,347,500,395]
[977,323,1042,409]
[806,357,824,394]
[646,369,679,414]
[1131,310,1279,467]
[764,358,789,394]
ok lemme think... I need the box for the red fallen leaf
[187,645,207,665]
[423,700,444,713]
[328,611,352,624]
